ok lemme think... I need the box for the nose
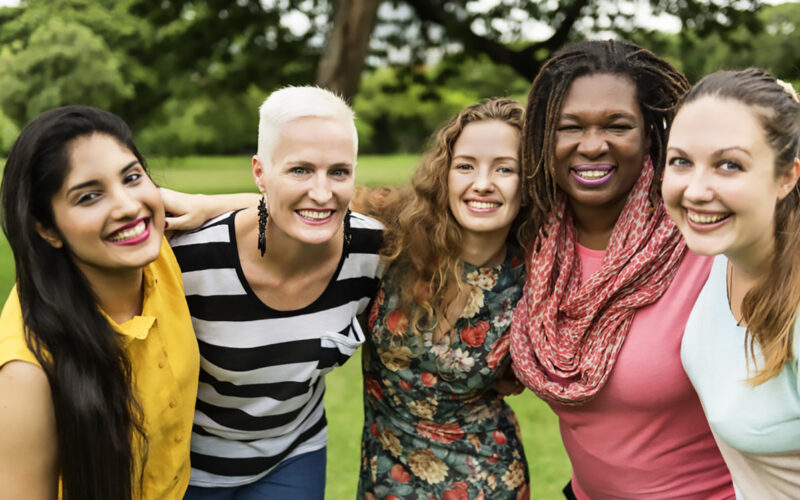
[683,167,715,203]
[110,186,141,220]
[471,165,495,193]
[308,172,333,204]
[577,129,609,159]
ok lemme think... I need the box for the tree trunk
[316,0,381,102]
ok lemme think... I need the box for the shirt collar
[101,264,158,343]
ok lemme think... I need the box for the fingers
[164,213,202,231]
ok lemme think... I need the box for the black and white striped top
[170,210,384,487]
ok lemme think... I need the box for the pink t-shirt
[551,245,734,500]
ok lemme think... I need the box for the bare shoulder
[0,361,58,499]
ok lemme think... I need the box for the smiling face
[447,120,521,244]
[554,73,649,220]
[663,96,797,267]
[254,115,355,247]
[42,133,164,277]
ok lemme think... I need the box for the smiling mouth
[571,164,614,186]
[466,200,500,210]
[686,211,731,225]
[108,218,149,243]
[297,209,333,221]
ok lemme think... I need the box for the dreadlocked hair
[523,39,689,237]
[358,98,530,334]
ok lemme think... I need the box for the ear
[252,155,267,194]
[777,157,800,201]
[34,221,63,249]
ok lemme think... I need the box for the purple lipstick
[571,164,614,187]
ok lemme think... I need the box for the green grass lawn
[0,155,570,499]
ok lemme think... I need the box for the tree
[316,0,380,100]
[630,2,800,84]
[0,0,769,155]
[327,0,762,93]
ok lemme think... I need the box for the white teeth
[467,201,499,209]
[298,210,332,220]
[688,212,728,224]
[109,220,146,242]
[576,170,609,179]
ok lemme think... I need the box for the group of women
[0,37,798,500]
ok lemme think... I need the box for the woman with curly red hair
[355,98,535,499]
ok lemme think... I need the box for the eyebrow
[560,112,637,121]
[452,155,518,162]
[287,161,354,169]
[65,160,140,196]
[667,146,752,158]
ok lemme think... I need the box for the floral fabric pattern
[358,248,530,500]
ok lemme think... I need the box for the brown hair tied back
[674,68,800,385]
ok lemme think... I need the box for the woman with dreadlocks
[510,40,735,499]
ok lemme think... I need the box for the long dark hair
[0,106,148,499]
[674,68,800,384]
[523,39,690,234]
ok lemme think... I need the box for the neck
[240,208,343,275]
[572,198,627,250]
[727,237,774,322]
[460,229,509,267]
[78,265,145,324]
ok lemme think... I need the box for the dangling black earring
[343,209,352,258]
[258,195,268,257]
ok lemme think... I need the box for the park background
[0,1,799,498]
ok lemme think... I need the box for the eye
[718,160,743,172]
[453,163,473,171]
[330,168,351,178]
[124,172,142,184]
[497,165,518,175]
[76,192,100,205]
[557,124,581,132]
[607,123,633,131]
[289,166,309,175]
[667,156,691,168]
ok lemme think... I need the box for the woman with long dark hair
[510,40,735,498]
[0,105,199,499]
[664,68,800,497]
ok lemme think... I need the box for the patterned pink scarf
[510,157,686,405]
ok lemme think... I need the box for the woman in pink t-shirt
[510,40,735,499]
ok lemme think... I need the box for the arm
[0,361,58,500]
[160,188,261,231]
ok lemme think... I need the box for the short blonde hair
[256,86,357,166]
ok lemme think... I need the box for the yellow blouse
[0,239,200,499]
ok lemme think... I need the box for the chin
[682,238,726,257]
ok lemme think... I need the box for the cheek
[337,183,355,206]
[553,138,571,165]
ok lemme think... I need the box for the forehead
[669,97,769,152]
[63,134,137,182]
[273,116,355,165]
[453,120,520,157]
[561,73,642,119]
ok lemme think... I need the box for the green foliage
[0,0,151,124]
[355,54,529,153]
[0,16,135,123]
[631,3,800,86]
[0,108,19,157]
[136,86,266,156]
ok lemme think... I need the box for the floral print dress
[358,248,530,500]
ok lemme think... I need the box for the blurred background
[0,0,798,498]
